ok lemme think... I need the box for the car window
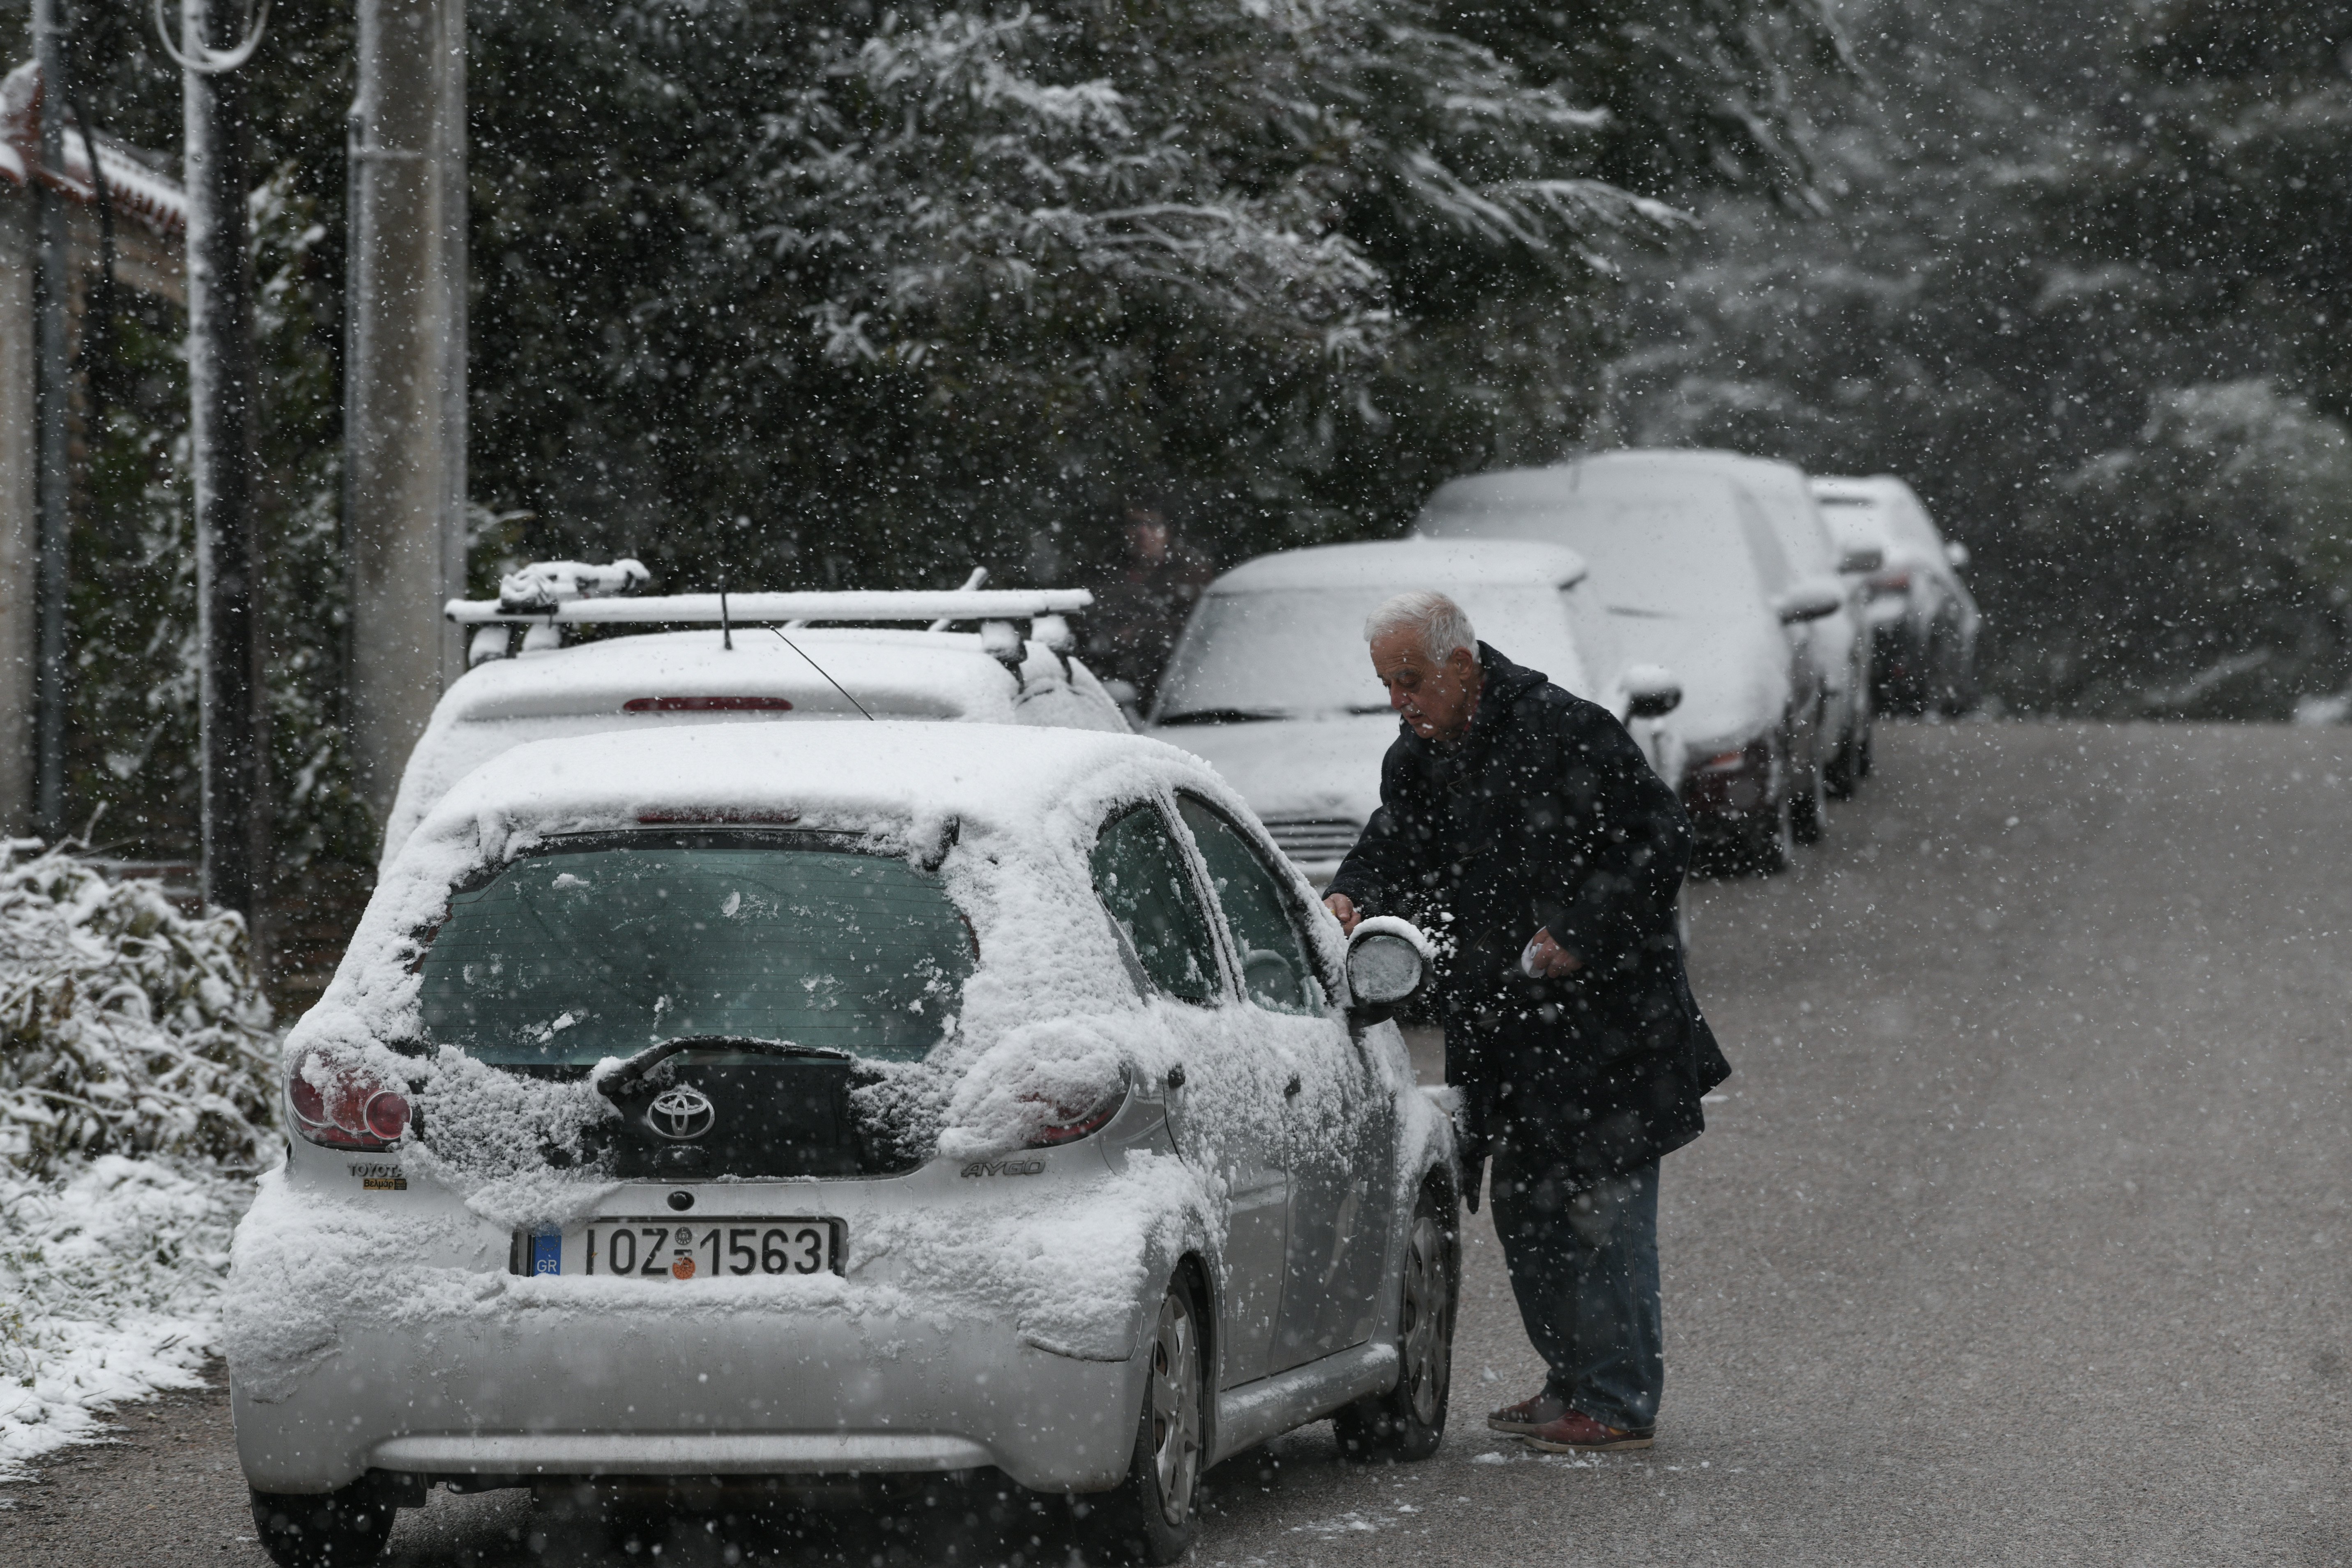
[1155,583,1589,721]
[1176,797,1323,1016]
[1090,804,1223,1005]
[416,834,975,1065]
[1559,583,1623,693]
[1733,489,1795,593]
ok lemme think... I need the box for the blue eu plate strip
[529,1232,562,1276]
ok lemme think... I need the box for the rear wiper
[1153,708,1287,725]
[598,1035,852,1099]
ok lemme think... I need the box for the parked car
[1811,475,1982,714]
[1144,539,1685,885]
[1418,463,1838,872]
[379,575,1129,868]
[1578,451,1874,798]
[228,721,1460,1568]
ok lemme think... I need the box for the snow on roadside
[0,840,279,1490]
[0,1154,256,1487]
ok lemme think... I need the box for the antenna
[770,629,875,720]
[719,569,732,651]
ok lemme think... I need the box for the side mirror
[1774,581,1844,624]
[1344,916,1433,1025]
[1837,544,1885,576]
[1621,663,1682,720]
[1944,540,1971,570]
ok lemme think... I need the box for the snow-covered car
[1811,474,1982,715]
[379,579,1129,869]
[1419,462,1836,873]
[228,723,1459,1567]
[1144,538,1686,884]
[1568,450,1872,800]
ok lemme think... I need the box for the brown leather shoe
[1521,1409,1655,1452]
[1485,1391,1570,1435]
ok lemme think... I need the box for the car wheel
[1824,722,1860,799]
[1730,771,1795,876]
[1790,749,1828,845]
[1335,1179,1458,1462]
[250,1481,399,1568]
[1090,1277,1207,1564]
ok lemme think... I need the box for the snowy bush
[0,843,277,1178]
[0,1156,245,1481]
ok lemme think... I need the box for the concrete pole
[184,0,265,917]
[29,0,70,840]
[0,196,33,836]
[345,0,467,832]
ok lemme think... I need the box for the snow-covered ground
[0,841,279,1492]
[0,1154,257,1487]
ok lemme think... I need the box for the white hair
[1364,590,1476,661]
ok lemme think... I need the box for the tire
[1824,724,1860,799]
[1734,779,1795,875]
[1790,747,1828,845]
[1089,1277,1208,1564]
[1335,1179,1459,1462]
[251,1481,399,1568]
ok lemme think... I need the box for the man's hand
[1523,928,1583,978]
[1324,892,1361,935]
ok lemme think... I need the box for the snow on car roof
[440,627,1020,723]
[1205,536,1589,592]
[414,718,1186,855]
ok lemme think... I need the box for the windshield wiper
[598,1034,852,1099]
[1153,708,1288,726]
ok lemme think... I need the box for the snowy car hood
[1145,714,1397,831]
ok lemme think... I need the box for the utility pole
[29,0,71,841]
[346,0,467,829]
[182,0,265,917]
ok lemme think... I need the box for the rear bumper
[232,1302,1142,1497]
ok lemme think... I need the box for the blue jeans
[1487,1149,1663,1432]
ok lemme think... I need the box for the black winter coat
[1328,644,1730,1191]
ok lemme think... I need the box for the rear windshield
[416,836,975,1066]
[1156,585,1589,722]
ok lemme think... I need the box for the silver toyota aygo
[227,722,1459,1565]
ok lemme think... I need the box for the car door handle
[1166,1066,1186,1090]
[1284,1076,1302,1098]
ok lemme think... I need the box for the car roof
[437,627,1023,723]
[1205,536,1590,593]
[1422,463,1758,529]
[413,720,1207,859]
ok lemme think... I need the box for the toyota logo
[647,1085,716,1141]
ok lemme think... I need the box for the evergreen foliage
[1620,0,2352,717]
[7,0,1835,862]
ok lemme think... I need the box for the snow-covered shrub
[0,843,276,1177]
[0,1155,245,1478]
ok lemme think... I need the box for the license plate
[520,1218,840,1279]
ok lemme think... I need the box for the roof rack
[443,588,1093,626]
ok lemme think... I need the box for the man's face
[1370,630,1482,742]
[1126,517,1170,565]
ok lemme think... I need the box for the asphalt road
[4,719,2348,1566]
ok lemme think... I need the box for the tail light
[1868,569,1912,596]
[1025,1083,1127,1148]
[288,1045,412,1151]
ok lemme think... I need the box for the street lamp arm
[152,0,271,75]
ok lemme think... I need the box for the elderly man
[1323,591,1729,1453]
